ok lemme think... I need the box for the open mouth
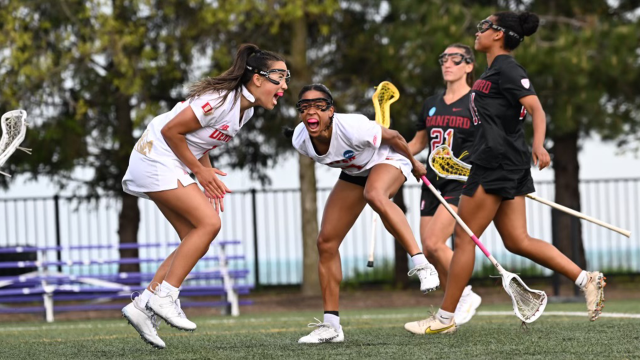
[307,118,320,131]
[273,92,284,106]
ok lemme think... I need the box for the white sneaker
[147,290,197,331]
[122,299,165,349]
[404,314,456,335]
[298,318,344,344]
[408,263,440,293]
[454,285,482,325]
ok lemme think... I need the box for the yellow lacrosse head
[372,81,399,129]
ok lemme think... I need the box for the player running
[121,44,289,348]
[405,11,605,335]
[407,43,482,327]
[287,83,439,344]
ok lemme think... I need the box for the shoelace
[307,318,333,335]
[408,264,435,279]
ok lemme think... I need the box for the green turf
[1,300,639,359]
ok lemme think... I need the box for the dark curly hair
[494,11,540,51]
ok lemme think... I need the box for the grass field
[0,300,639,359]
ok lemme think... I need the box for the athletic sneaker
[582,271,606,321]
[122,299,165,349]
[404,314,456,335]
[298,318,344,344]
[147,289,197,331]
[408,263,440,293]
[454,285,482,325]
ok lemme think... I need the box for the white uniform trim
[122,86,255,199]
[292,113,415,182]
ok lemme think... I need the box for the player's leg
[142,182,220,331]
[494,196,605,320]
[406,185,500,335]
[365,163,438,293]
[299,177,367,344]
[122,189,197,348]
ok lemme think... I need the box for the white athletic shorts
[378,151,415,183]
[122,150,196,200]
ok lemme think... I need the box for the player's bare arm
[407,129,428,156]
[519,94,550,170]
[380,127,427,179]
[161,107,231,199]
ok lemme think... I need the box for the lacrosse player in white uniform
[287,84,439,344]
[121,44,289,349]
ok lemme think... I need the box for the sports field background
[1,285,638,359]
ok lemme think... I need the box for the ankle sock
[575,270,588,289]
[436,309,454,325]
[137,289,154,306]
[411,253,428,267]
[158,280,179,296]
[323,311,341,332]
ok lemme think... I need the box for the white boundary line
[1,311,638,332]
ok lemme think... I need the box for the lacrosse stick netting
[372,81,399,129]
[0,110,31,177]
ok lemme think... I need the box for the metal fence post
[251,188,260,288]
[53,195,62,272]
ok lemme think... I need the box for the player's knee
[199,217,221,243]
[317,232,339,255]
[362,189,386,212]
[503,234,530,255]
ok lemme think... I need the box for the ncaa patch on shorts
[343,150,355,159]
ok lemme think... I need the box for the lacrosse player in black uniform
[407,44,482,327]
[406,11,605,335]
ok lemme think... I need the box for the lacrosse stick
[429,145,631,238]
[367,81,400,268]
[0,110,31,177]
[421,174,547,323]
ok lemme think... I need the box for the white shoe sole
[122,309,166,349]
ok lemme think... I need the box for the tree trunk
[551,131,586,292]
[291,12,321,296]
[393,184,409,288]
[115,92,140,272]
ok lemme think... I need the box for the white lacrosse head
[0,110,29,176]
[500,270,547,323]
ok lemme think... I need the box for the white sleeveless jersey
[292,113,392,176]
[133,85,255,165]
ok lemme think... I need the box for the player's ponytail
[187,44,286,108]
[282,126,295,139]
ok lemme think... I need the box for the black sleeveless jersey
[416,90,475,188]
[469,55,537,169]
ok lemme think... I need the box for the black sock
[324,310,339,317]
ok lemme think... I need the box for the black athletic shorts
[420,181,463,217]
[339,171,368,187]
[461,164,535,200]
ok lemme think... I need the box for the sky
[1,134,639,197]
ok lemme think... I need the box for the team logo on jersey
[220,124,229,131]
[521,79,530,89]
[202,102,213,115]
[428,107,436,116]
[373,135,378,146]
[343,150,355,159]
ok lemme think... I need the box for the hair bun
[519,11,540,37]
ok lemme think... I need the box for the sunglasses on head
[438,53,471,66]
[246,65,291,85]
[477,19,523,42]
[295,98,333,113]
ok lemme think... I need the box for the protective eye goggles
[477,19,523,42]
[295,98,333,113]
[438,53,471,66]
[246,66,291,85]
